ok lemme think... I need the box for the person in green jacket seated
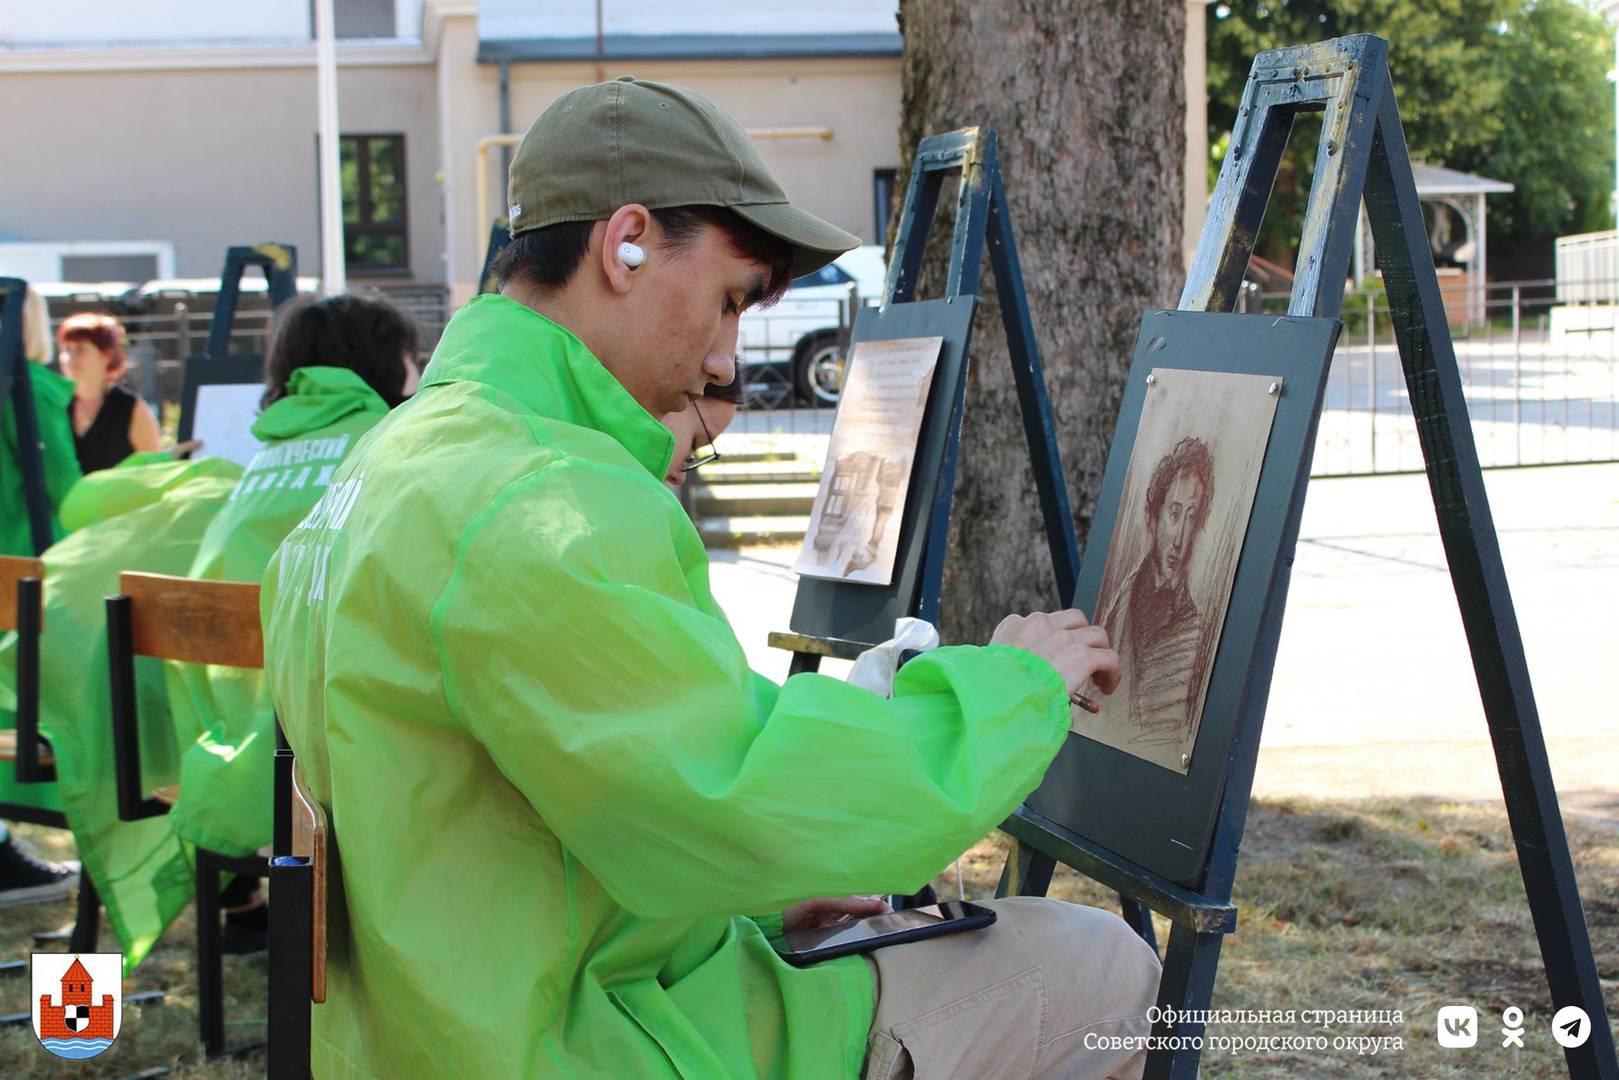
[165,292,419,951]
[0,452,242,965]
[264,78,1160,1080]
[1,285,82,558]
[0,285,86,907]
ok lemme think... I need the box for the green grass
[3,797,1615,1077]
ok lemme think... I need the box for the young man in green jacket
[264,78,1160,1079]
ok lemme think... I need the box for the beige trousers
[861,897,1161,1080]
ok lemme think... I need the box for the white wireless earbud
[617,241,646,268]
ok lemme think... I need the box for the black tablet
[777,901,997,967]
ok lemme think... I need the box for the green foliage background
[1207,0,1616,264]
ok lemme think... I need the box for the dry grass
[931,799,1619,1079]
[3,797,1615,1077]
[0,824,266,1078]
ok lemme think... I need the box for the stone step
[697,458,823,485]
[712,449,799,464]
[694,481,819,518]
[699,514,810,548]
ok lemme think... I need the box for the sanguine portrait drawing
[1072,368,1282,773]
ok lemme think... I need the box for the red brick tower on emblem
[39,957,116,1040]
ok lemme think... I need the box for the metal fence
[50,275,1611,479]
[1555,231,1619,304]
[42,285,452,419]
[723,277,1619,477]
[1250,278,1618,476]
[724,292,862,445]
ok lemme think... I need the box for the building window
[873,168,899,243]
[311,0,397,39]
[341,134,409,273]
[59,253,160,282]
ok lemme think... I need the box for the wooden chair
[267,744,327,1080]
[1,556,54,794]
[0,555,100,954]
[105,571,268,1056]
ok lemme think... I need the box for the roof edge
[477,32,902,64]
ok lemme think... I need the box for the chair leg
[68,866,100,953]
[268,857,314,1080]
[196,850,225,1057]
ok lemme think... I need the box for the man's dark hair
[1144,436,1215,535]
[263,293,420,409]
[492,205,795,305]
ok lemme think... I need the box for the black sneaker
[0,834,77,908]
[220,917,269,956]
[221,882,270,956]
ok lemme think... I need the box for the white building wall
[478,0,898,41]
[0,61,443,282]
[2,1,310,45]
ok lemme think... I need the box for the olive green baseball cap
[506,76,859,277]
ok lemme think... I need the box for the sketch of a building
[809,451,909,576]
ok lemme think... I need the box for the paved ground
[708,461,1619,827]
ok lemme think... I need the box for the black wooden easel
[999,34,1616,1079]
[479,218,512,294]
[766,126,1156,937]
[0,278,52,557]
[769,127,1079,659]
[203,244,298,363]
[177,244,299,451]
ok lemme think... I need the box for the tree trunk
[897,0,1187,644]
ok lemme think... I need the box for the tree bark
[897,0,1187,644]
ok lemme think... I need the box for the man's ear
[600,204,653,295]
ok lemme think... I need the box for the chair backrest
[0,556,50,785]
[289,759,328,1004]
[116,571,263,668]
[0,555,43,633]
[108,573,263,821]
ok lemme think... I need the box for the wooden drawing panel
[178,354,265,468]
[1024,310,1340,884]
[1072,369,1280,773]
[788,298,978,647]
[795,336,942,586]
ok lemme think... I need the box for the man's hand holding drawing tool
[991,608,1120,707]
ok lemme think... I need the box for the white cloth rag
[846,617,941,697]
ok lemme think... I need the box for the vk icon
[1438,1005,1478,1048]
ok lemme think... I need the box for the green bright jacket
[1,362,82,556]
[0,453,242,969]
[165,367,388,857]
[262,294,1071,1079]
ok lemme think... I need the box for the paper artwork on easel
[1072,367,1282,773]
[794,336,942,586]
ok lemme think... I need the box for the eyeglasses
[682,397,722,472]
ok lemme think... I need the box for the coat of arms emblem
[32,952,122,1059]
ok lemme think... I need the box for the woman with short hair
[57,312,161,473]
